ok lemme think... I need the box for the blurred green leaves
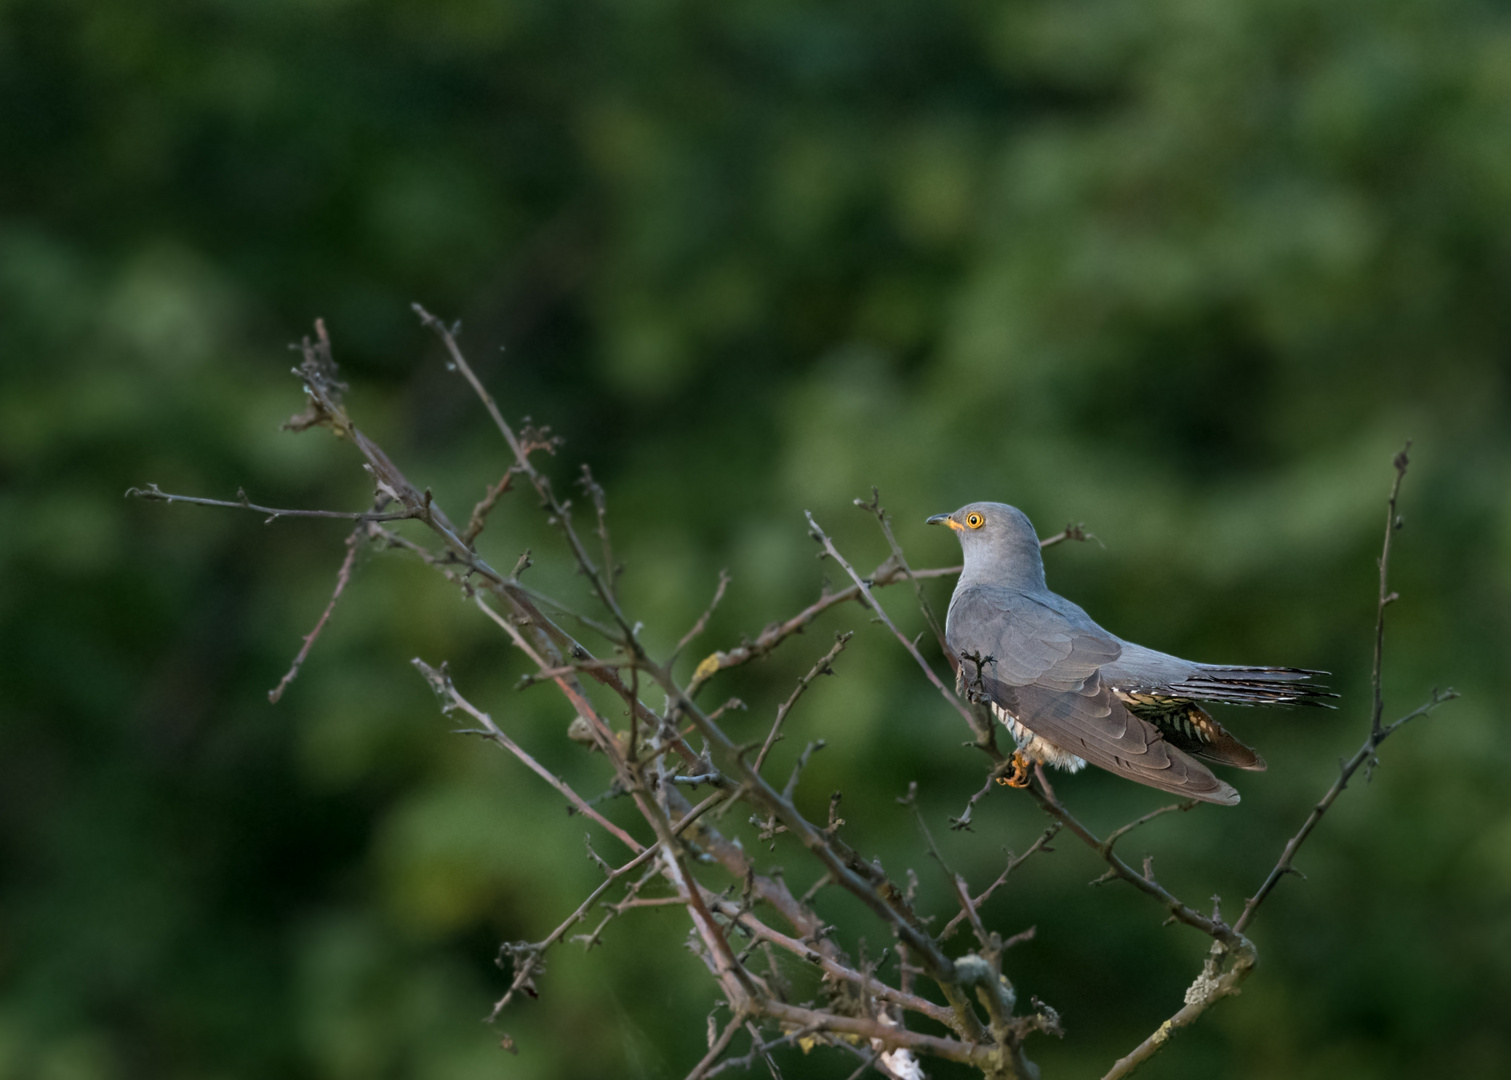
[3,0,1510,1077]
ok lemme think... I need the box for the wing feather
[947,585,1239,805]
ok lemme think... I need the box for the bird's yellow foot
[996,750,1032,789]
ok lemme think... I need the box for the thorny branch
[134,316,1452,1079]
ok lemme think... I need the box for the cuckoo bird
[928,502,1332,804]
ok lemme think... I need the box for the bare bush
[130,312,1456,1079]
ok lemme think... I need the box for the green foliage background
[4,1,1510,1076]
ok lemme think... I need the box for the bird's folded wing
[948,586,1238,804]
[985,675,1240,805]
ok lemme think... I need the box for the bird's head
[926,501,1046,590]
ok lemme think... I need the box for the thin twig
[415,303,638,642]
[462,471,516,544]
[414,659,645,855]
[685,564,962,697]
[805,513,980,734]
[1099,802,1197,859]
[686,1009,750,1080]
[855,488,949,657]
[708,901,957,1028]
[674,570,732,662]
[126,483,416,524]
[268,524,363,702]
[1029,781,1242,948]
[949,769,1008,832]
[1371,442,1411,739]
[754,632,852,773]
[1232,688,1454,936]
[638,659,991,1044]
[490,841,662,1019]
[1099,937,1255,1080]
[755,1000,1006,1068]
[706,1024,823,1078]
[939,825,1061,943]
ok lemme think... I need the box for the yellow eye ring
[965,512,984,529]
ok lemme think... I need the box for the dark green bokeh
[4,1,1510,1076]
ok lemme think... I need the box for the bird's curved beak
[926,513,963,531]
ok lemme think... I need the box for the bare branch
[939,826,1061,943]
[754,632,853,773]
[636,658,994,1045]
[143,316,1049,1072]
[1234,444,1454,936]
[1100,936,1255,1080]
[753,1000,1009,1069]
[805,512,983,736]
[1028,781,1243,949]
[1232,687,1454,937]
[685,564,961,697]
[268,524,363,702]
[949,770,1005,833]
[462,471,516,545]
[490,842,662,1020]
[414,658,646,855]
[855,488,949,658]
[712,909,956,1028]
[1371,443,1411,739]
[126,483,416,525]
[1038,523,1098,550]
[686,1009,751,1080]
[414,303,638,643]
[706,1024,825,1079]
[674,570,732,662]
[1100,801,1197,860]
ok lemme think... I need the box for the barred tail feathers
[1181,666,1335,707]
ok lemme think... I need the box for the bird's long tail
[1180,666,1336,707]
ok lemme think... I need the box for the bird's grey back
[1098,641,1203,690]
[945,583,1123,691]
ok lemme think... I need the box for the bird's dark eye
[966,513,984,529]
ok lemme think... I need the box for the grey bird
[927,502,1332,805]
